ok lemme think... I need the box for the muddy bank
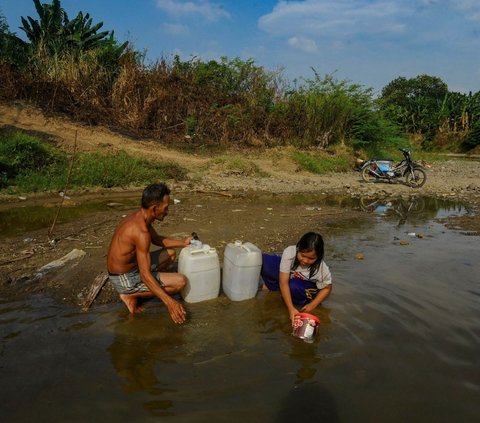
[1,187,478,309]
[0,191,368,306]
[1,102,479,307]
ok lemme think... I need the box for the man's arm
[136,229,186,324]
[149,226,192,248]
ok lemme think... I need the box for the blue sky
[1,0,479,95]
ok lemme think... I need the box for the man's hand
[166,298,187,324]
[183,235,193,247]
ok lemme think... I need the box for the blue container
[377,161,392,172]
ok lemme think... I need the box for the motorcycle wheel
[408,197,426,213]
[405,168,427,188]
[359,197,379,212]
[361,165,377,183]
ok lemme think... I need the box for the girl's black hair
[292,232,324,279]
[141,183,171,209]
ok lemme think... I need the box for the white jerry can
[222,240,262,301]
[179,241,221,303]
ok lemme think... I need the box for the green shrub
[462,120,480,150]
[70,150,186,188]
[0,131,65,177]
[292,150,351,174]
[0,130,187,193]
[13,164,67,192]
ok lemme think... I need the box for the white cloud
[451,0,480,21]
[288,36,318,53]
[258,0,406,37]
[156,0,230,21]
[163,23,190,35]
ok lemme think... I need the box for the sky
[1,0,480,95]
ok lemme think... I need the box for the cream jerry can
[179,240,221,303]
[222,240,262,301]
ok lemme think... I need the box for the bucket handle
[190,244,214,255]
[241,244,253,252]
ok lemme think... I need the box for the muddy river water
[1,195,479,422]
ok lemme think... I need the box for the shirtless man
[107,183,192,324]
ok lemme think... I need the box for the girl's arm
[301,260,332,312]
[301,284,332,313]
[279,271,299,322]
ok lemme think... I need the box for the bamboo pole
[48,130,78,239]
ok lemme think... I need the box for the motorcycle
[359,196,426,226]
[360,148,427,188]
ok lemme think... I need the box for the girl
[261,232,332,321]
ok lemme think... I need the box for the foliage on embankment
[0,0,479,163]
[0,129,186,192]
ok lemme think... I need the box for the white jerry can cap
[190,239,203,249]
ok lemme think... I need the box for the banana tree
[20,0,126,58]
[20,0,67,53]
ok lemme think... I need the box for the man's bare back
[107,210,150,275]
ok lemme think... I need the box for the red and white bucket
[292,313,321,343]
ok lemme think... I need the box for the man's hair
[141,183,171,209]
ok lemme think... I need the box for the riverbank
[1,102,479,308]
[1,102,480,203]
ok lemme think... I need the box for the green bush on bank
[0,131,65,176]
[70,151,186,188]
[0,131,66,189]
[292,150,352,174]
[0,131,186,193]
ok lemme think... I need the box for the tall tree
[379,74,448,139]
[0,12,29,68]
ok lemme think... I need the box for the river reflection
[1,196,479,422]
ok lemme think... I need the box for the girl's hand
[300,303,315,314]
[289,307,299,324]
